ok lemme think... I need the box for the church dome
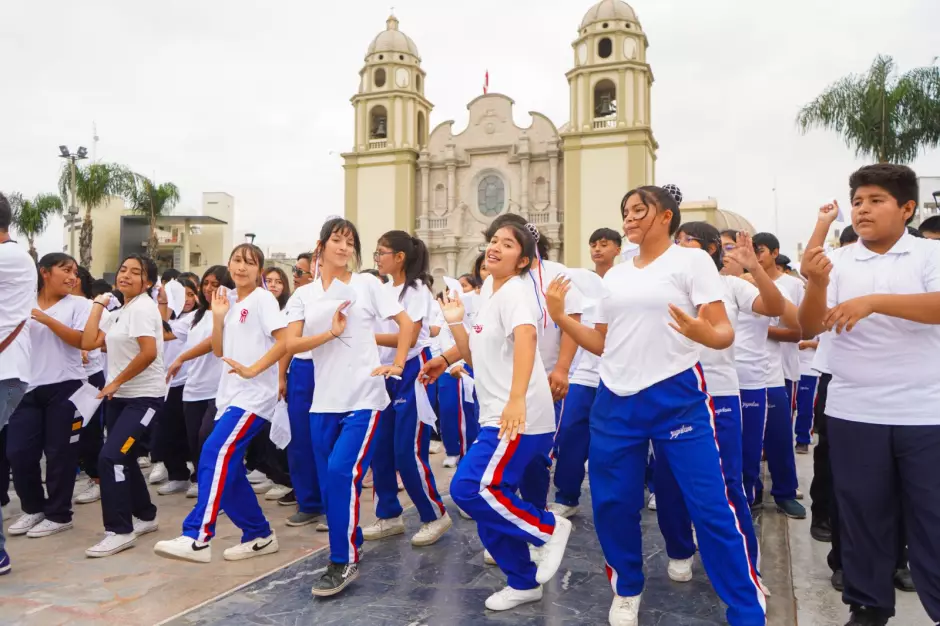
[366,15,420,60]
[713,209,757,234]
[580,0,638,29]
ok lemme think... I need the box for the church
[342,0,753,279]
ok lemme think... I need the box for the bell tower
[561,0,657,267]
[343,15,433,254]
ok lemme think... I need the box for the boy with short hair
[800,163,940,626]
[918,215,940,240]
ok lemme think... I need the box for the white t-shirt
[0,240,37,385]
[775,273,805,382]
[214,288,287,419]
[734,311,771,390]
[83,306,110,377]
[27,294,92,391]
[308,273,403,413]
[181,312,221,402]
[284,286,316,360]
[825,234,940,425]
[568,298,601,388]
[799,335,818,377]
[700,275,759,397]
[597,246,725,396]
[102,295,166,399]
[378,280,432,365]
[164,311,195,387]
[471,276,555,434]
[811,332,831,376]
[526,260,585,373]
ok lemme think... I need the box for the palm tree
[127,175,181,258]
[797,55,940,163]
[58,162,134,268]
[8,192,64,261]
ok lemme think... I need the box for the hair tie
[524,222,541,243]
[661,184,683,207]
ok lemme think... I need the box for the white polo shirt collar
[853,232,914,261]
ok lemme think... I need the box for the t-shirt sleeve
[284,290,305,324]
[259,291,288,336]
[923,242,940,292]
[826,252,841,309]
[98,307,113,333]
[688,251,726,306]
[127,303,159,339]
[70,297,93,331]
[734,278,760,314]
[370,278,405,320]
[499,281,538,338]
[404,285,431,323]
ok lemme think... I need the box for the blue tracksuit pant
[373,348,446,523]
[653,395,761,574]
[310,409,382,564]
[756,386,799,503]
[794,374,818,446]
[451,427,557,591]
[552,383,596,507]
[516,399,563,510]
[740,388,767,505]
[285,358,322,515]
[437,367,479,459]
[183,406,271,544]
[589,367,766,626]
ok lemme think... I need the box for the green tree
[127,175,181,258]
[8,192,64,261]
[797,55,940,163]
[58,162,134,268]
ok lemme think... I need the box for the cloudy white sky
[3,0,938,263]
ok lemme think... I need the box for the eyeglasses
[674,235,703,246]
[292,266,311,277]
[373,250,394,262]
[722,243,736,252]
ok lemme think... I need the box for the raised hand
[211,286,230,318]
[800,247,832,285]
[818,200,840,225]
[438,291,465,325]
[725,231,759,271]
[545,276,570,322]
[94,293,112,307]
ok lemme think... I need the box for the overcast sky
[3,0,938,263]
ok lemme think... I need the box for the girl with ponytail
[365,230,451,548]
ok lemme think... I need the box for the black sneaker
[311,561,359,597]
[894,567,915,592]
[286,511,322,527]
[795,443,810,454]
[831,569,844,591]
[811,519,832,543]
[277,490,297,506]
[775,499,807,519]
[845,607,888,626]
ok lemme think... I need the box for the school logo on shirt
[670,425,693,440]
[472,324,483,334]
[239,309,248,323]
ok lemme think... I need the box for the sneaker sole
[134,524,159,537]
[316,525,329,532]
[485,593,542,611]
[157,487,190,496]
[548,507,580,519]
[86,537,137,558]
[223,543,279,561]
[668,569,694,583]
[363,526,405,542]
[264,493,289,501]
[153,545,211,564]
[411,516,453,547]
[0,565,9,575]
[27,524,74,538]
[277,500,298,507]
[75,495,101,504]
[8,523,42,537]
[311,568,359,598]
[286,516,321,528]
[775,505,807,520]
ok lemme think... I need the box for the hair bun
[524,222,541,242]
[661,184,683,207]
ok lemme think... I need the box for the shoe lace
[613,595,640,611]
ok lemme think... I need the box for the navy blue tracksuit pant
[794,375,818,446]
[285,358,322,515]
[829,417,940,622]
[552,383,596,507]
[589,366,765,626]
[755,386,799,503]
[437,367,479,459]
[7,380,83,523]
[78,371,106,479]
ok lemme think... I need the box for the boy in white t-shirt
[800,164,940,626]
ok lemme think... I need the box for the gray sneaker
[286,511,323,527]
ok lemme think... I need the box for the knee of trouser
[450,474,482,509]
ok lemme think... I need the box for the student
[458,273,480,293]
[0,193,38,574]
[918,215,940,240]
[153,244,287,563]
[751,232,805,519]
[149,276,199,495]
[288,218,414,597]
[546,187,765,626]
[293,252,315,287]
[472,252,489,293]
[78,254,166,557]
[6,253,89,539]
[164,266,234,499]
[364,231,451,546]
[794,333,818,454]
[421,222,572,612]
[549,227,621,519]
[654,223,786,585]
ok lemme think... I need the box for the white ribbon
[415,378,438,432]
[461,374,475,404]
[270,400,292,449]
[165,279,186,317]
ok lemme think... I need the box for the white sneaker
[133,517,159,537]
[547,502,580,519]
[456,506,472,520]
[411,513,453,547]
[157,480,190,496]
[148,462,168,484]
[647,493,657,511]
[535,515,571,584]
[186,483,198,498]
[154,535,212,563]
[264,484,292,501]
[667,557,694,582]
[223,533,278,561]
[252,479,274,495]
[442,455,459,468]
[246,469,267,484]
[137,457,152,469]
[8,512,45,536]
[86,532,137,557]
[484,585,543,611]
[27,519,73,538]
[362,516,405,541]
[75,482,101,504]
[429,441,444,455]
[609,594,642,626]
[316,523,329,532]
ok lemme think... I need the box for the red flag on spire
[484,70,489,95]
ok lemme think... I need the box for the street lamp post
[58,145,88,257]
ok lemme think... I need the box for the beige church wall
[572,144,629,268]
[355,166,397,261]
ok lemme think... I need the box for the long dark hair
[193,265,234,327]
[263,266,292,310]
[36,252,77,292]
[483,214,548,264]
[315,218,362,270]
[118,254,159,298]
[677,221,723,271]
[173,277,199,320]
[378,230,432,300]
[458,273,480,290]
[472,252,486,284]
[620,186,682,236]
[75,265,93,298]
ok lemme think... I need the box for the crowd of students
[0,161,938,626]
